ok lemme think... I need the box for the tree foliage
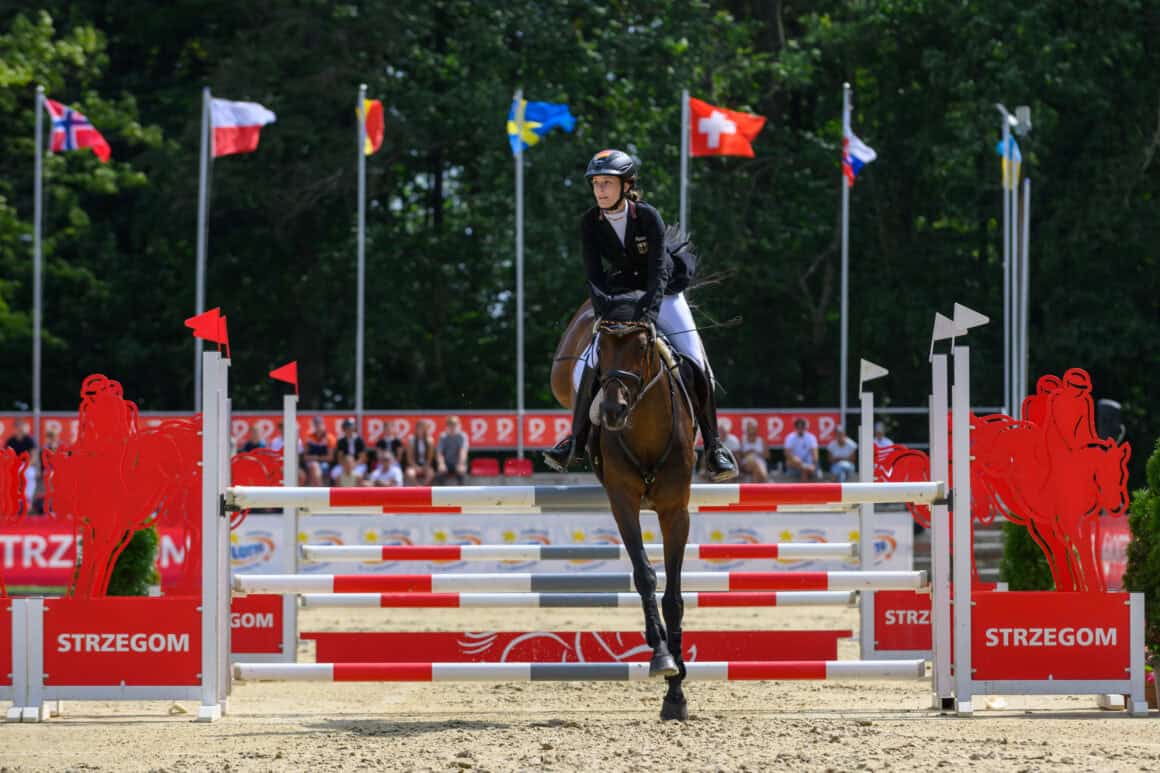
[0,1,1157,478]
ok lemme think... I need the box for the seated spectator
[269,421,285,453]
[333,417,366,466]
[333,454,362,487]
[5,421,36,457]
[303,416,334,486]
[873,421,894,449]
[738,418,768,483]
[826,425,858,482]
[783,417,819,481]
[370,450,404,487]
[375,422,405,463]
[403,419,436,485]
[241,425,265,452]
[434,415,469,486]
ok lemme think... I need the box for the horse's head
[596,319,657,431]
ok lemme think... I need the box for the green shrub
[1124,437,1160,657]
[999,520,1054,590]
[106,526,160,596]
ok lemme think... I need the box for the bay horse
[550,288,697,721]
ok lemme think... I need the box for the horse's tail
[666,224,733,294]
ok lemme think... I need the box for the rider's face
[591,175,625,209]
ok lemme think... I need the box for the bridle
[593,319,683,492]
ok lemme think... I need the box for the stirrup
[704,445,738,482]
[543,437,575,472]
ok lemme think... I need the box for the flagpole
[514,89,525,459]
[839,83,851,433]
[195,86,211,410]
[1019,177,1031,414]
[33,85,45,451]
[679,89,689,238]
[996,104,1011,416]
[356,83,367,430]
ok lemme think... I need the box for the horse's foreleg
[659,507,690,721]
[612,499,675,678]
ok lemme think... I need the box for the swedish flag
[507,98,576,154]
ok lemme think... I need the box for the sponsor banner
[42,597,201,686]
[1100,515,1130,592]
[0,526,194,589]
[1,410,840,451]
[275,512,912,575]
[305,629,853,664]
[0,601,11,687]
[873,590,934,652]
[971,592,1130,681]
[230,595,283,654]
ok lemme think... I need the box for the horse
[550,288,698,720]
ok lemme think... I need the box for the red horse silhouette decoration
[875,368,1130,592]
[0,447,30,596]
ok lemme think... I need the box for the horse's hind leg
[659,506,690,720]
[611,496,676,678]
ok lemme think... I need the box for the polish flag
[211,98,276,157]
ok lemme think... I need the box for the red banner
[1,410,840,451]
[0,526,191,589]
[230,595,283,654]
[872,590,934,652]
[42,597,201,686]
[305,629,852,664]
[971,592,1130,681]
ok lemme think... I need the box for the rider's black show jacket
[580,200,673,322]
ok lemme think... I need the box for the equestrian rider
[543,148,738,482]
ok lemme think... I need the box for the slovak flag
[842,101,876,187]
[689,97,766,157]
[210,98,277,157]
[43,99,111,163]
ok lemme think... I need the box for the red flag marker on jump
[269,361,299,397]
[185,307,231,359]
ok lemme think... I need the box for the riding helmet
[585,148,637,181]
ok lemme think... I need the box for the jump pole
[235,660,928,683]
[234,570,928,595]
[299,542,858,563]
[299,590,859,609]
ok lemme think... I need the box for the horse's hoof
[660,697,689,721]
[649,651,679,678]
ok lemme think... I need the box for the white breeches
[573,292,708,391]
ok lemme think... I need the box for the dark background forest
[1,1,1157,477]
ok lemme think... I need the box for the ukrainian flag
[507,98,576,154]
[995,136,1022,190]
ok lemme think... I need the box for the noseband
[595,320,664,417]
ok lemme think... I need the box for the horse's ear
[588,282,610,316]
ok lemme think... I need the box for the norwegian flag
[43,98,111,163]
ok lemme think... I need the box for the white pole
[194,87,211,411]
[929,354,952,708]
[1009,170,1019,417]
[32,86,45,451]
[999,115,1010,416]
[514,90,525,458]
[857,389,873,659]
[281,393,299,662]
[679,89,689,238]
[356,84,367,429]
[839,83,852,430]
[951,344,974,715]
[1019,178,1031,410]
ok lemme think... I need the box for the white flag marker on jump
[929,312,968,362]
[858,359,889,391]
[952,303,990,331]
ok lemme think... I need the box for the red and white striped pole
[298,590,858,609]
[299,542,857,563]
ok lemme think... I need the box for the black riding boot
[544,365,598,472]
[691,364,737,482]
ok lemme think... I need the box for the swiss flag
[689,97,766,158]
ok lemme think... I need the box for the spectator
[435,415,469,485]
[826,425,858,482]
[334,417,366,463]
[375,421,405,463]
[738,418,768,483]
[5,421,36,457]
[241,425,265,452]
[333,454,362,487]
[873,421,894,449]
[303,416,334,486]
[783,417,819,481]
[404,419,437,485]
[269,422,285,453]
[370,450,404,487]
